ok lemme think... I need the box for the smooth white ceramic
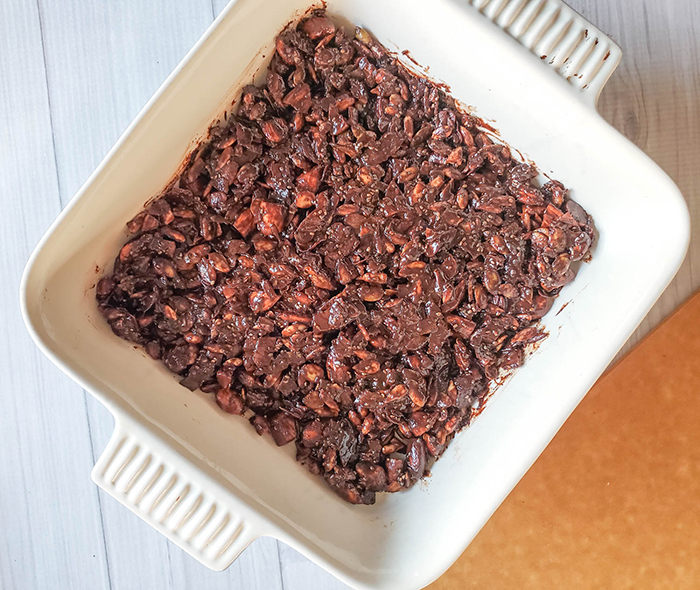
[20,0,690,589]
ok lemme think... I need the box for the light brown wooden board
[429,291,700,590]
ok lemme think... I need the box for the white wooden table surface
[1,1,698,589]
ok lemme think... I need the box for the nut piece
[216,389,245,415]
[269,412,297,446]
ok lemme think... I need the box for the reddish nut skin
[216,389,245,415]
[406,439,426,480]
[296,166,323,193]
[301,420,324,447]
[208,252,230,273]
[261,118,288,143]
[510,326,546,345]
[295,190,315,208]
[356,462,388,492]
[283,83,312,113]
[301,14,335,39]
[97,8,594,507]
[269,412,297,446]
[258,201,286,236]
[233,209,255,237]
[248,281,280,313]
[250,415,270,436]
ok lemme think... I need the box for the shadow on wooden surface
[429,291,700,589]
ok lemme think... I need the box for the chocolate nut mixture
[97,10,595,504]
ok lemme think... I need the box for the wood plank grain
[568,0,700,357]
[33,0,283,588]
[212,0,229,17]
[0,2,111,589]
[278,543,350,590]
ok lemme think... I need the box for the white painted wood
[0,2,110,590]
[278,543,351,590]
[568,0,700,358]
[9,1,284,589]
[1,1,697,589]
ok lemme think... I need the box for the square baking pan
[21,0,689,589]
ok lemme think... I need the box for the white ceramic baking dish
[21,0,690,588]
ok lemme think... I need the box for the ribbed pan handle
[468,0,622,107]
[92,415,260,570]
